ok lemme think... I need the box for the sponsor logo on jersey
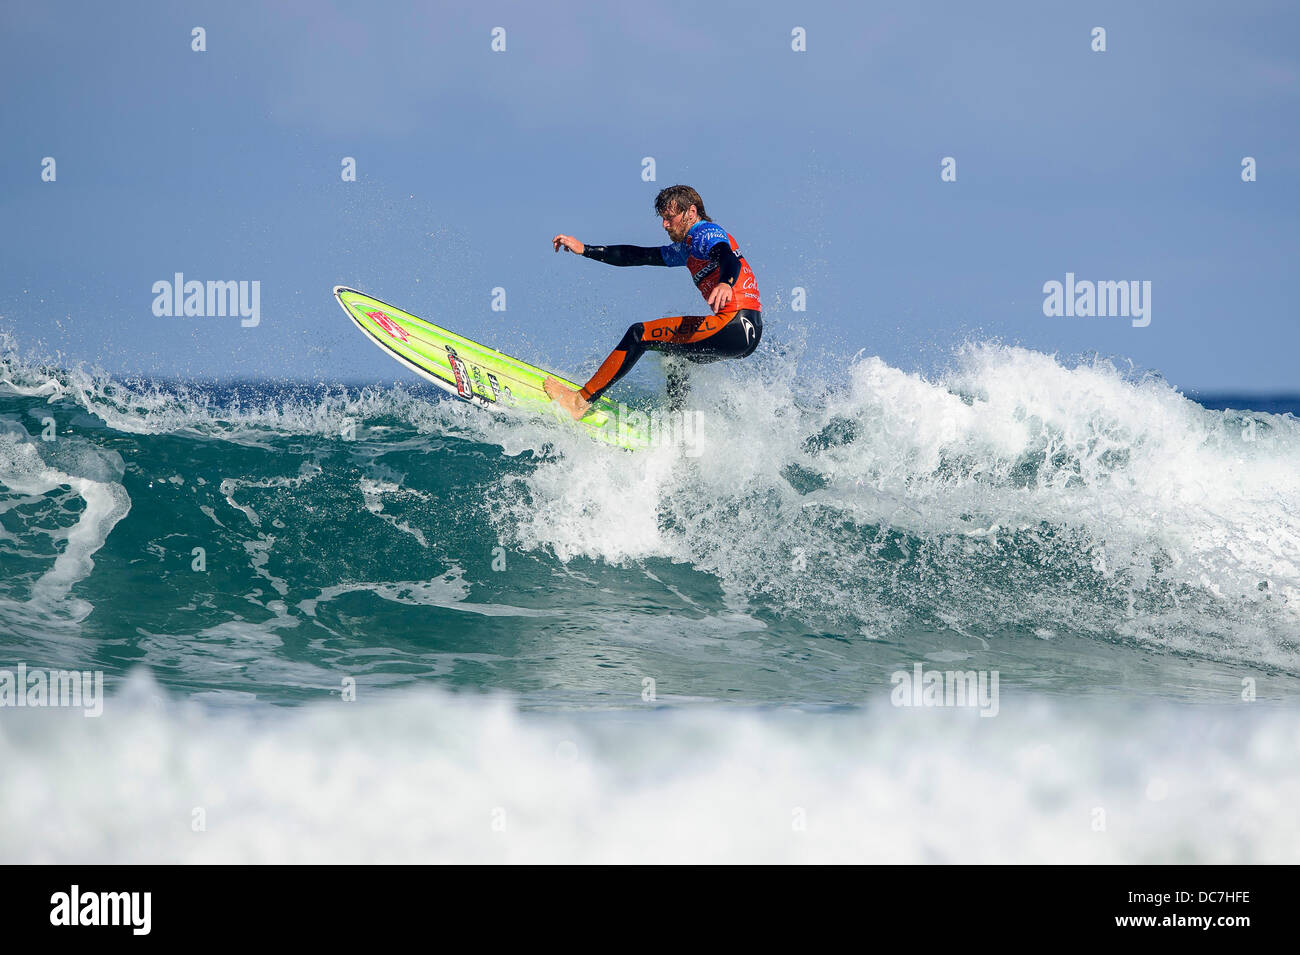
[366,309,409,343]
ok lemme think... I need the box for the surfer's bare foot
[544,376,591,420]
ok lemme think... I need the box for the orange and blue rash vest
[581,221,762,312]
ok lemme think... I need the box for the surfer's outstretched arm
[580,245,670,267]
[553,234,671,267]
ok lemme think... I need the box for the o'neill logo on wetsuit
[366,309,409,343]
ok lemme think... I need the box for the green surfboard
[334,287,648,449]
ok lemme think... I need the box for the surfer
[545,185,762,419]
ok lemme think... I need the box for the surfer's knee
[621,323,645,349]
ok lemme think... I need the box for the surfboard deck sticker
[334,287,649,450]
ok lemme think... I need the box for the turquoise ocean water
[2,333,1298,862]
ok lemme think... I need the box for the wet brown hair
[654,185,711,222]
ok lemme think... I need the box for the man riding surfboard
[545,185,762,419]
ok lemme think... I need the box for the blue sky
[2,0,1297,392]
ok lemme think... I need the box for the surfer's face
[661,204,695,242]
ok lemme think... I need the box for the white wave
[1,670,1295,863]
[0,422,130,634]
[359,474,430,548]
[298,565,554,618]
[492,344,1300,666]
[0,333,477,443]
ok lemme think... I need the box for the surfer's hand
[553,234,585,255]
[707,282,733,311]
